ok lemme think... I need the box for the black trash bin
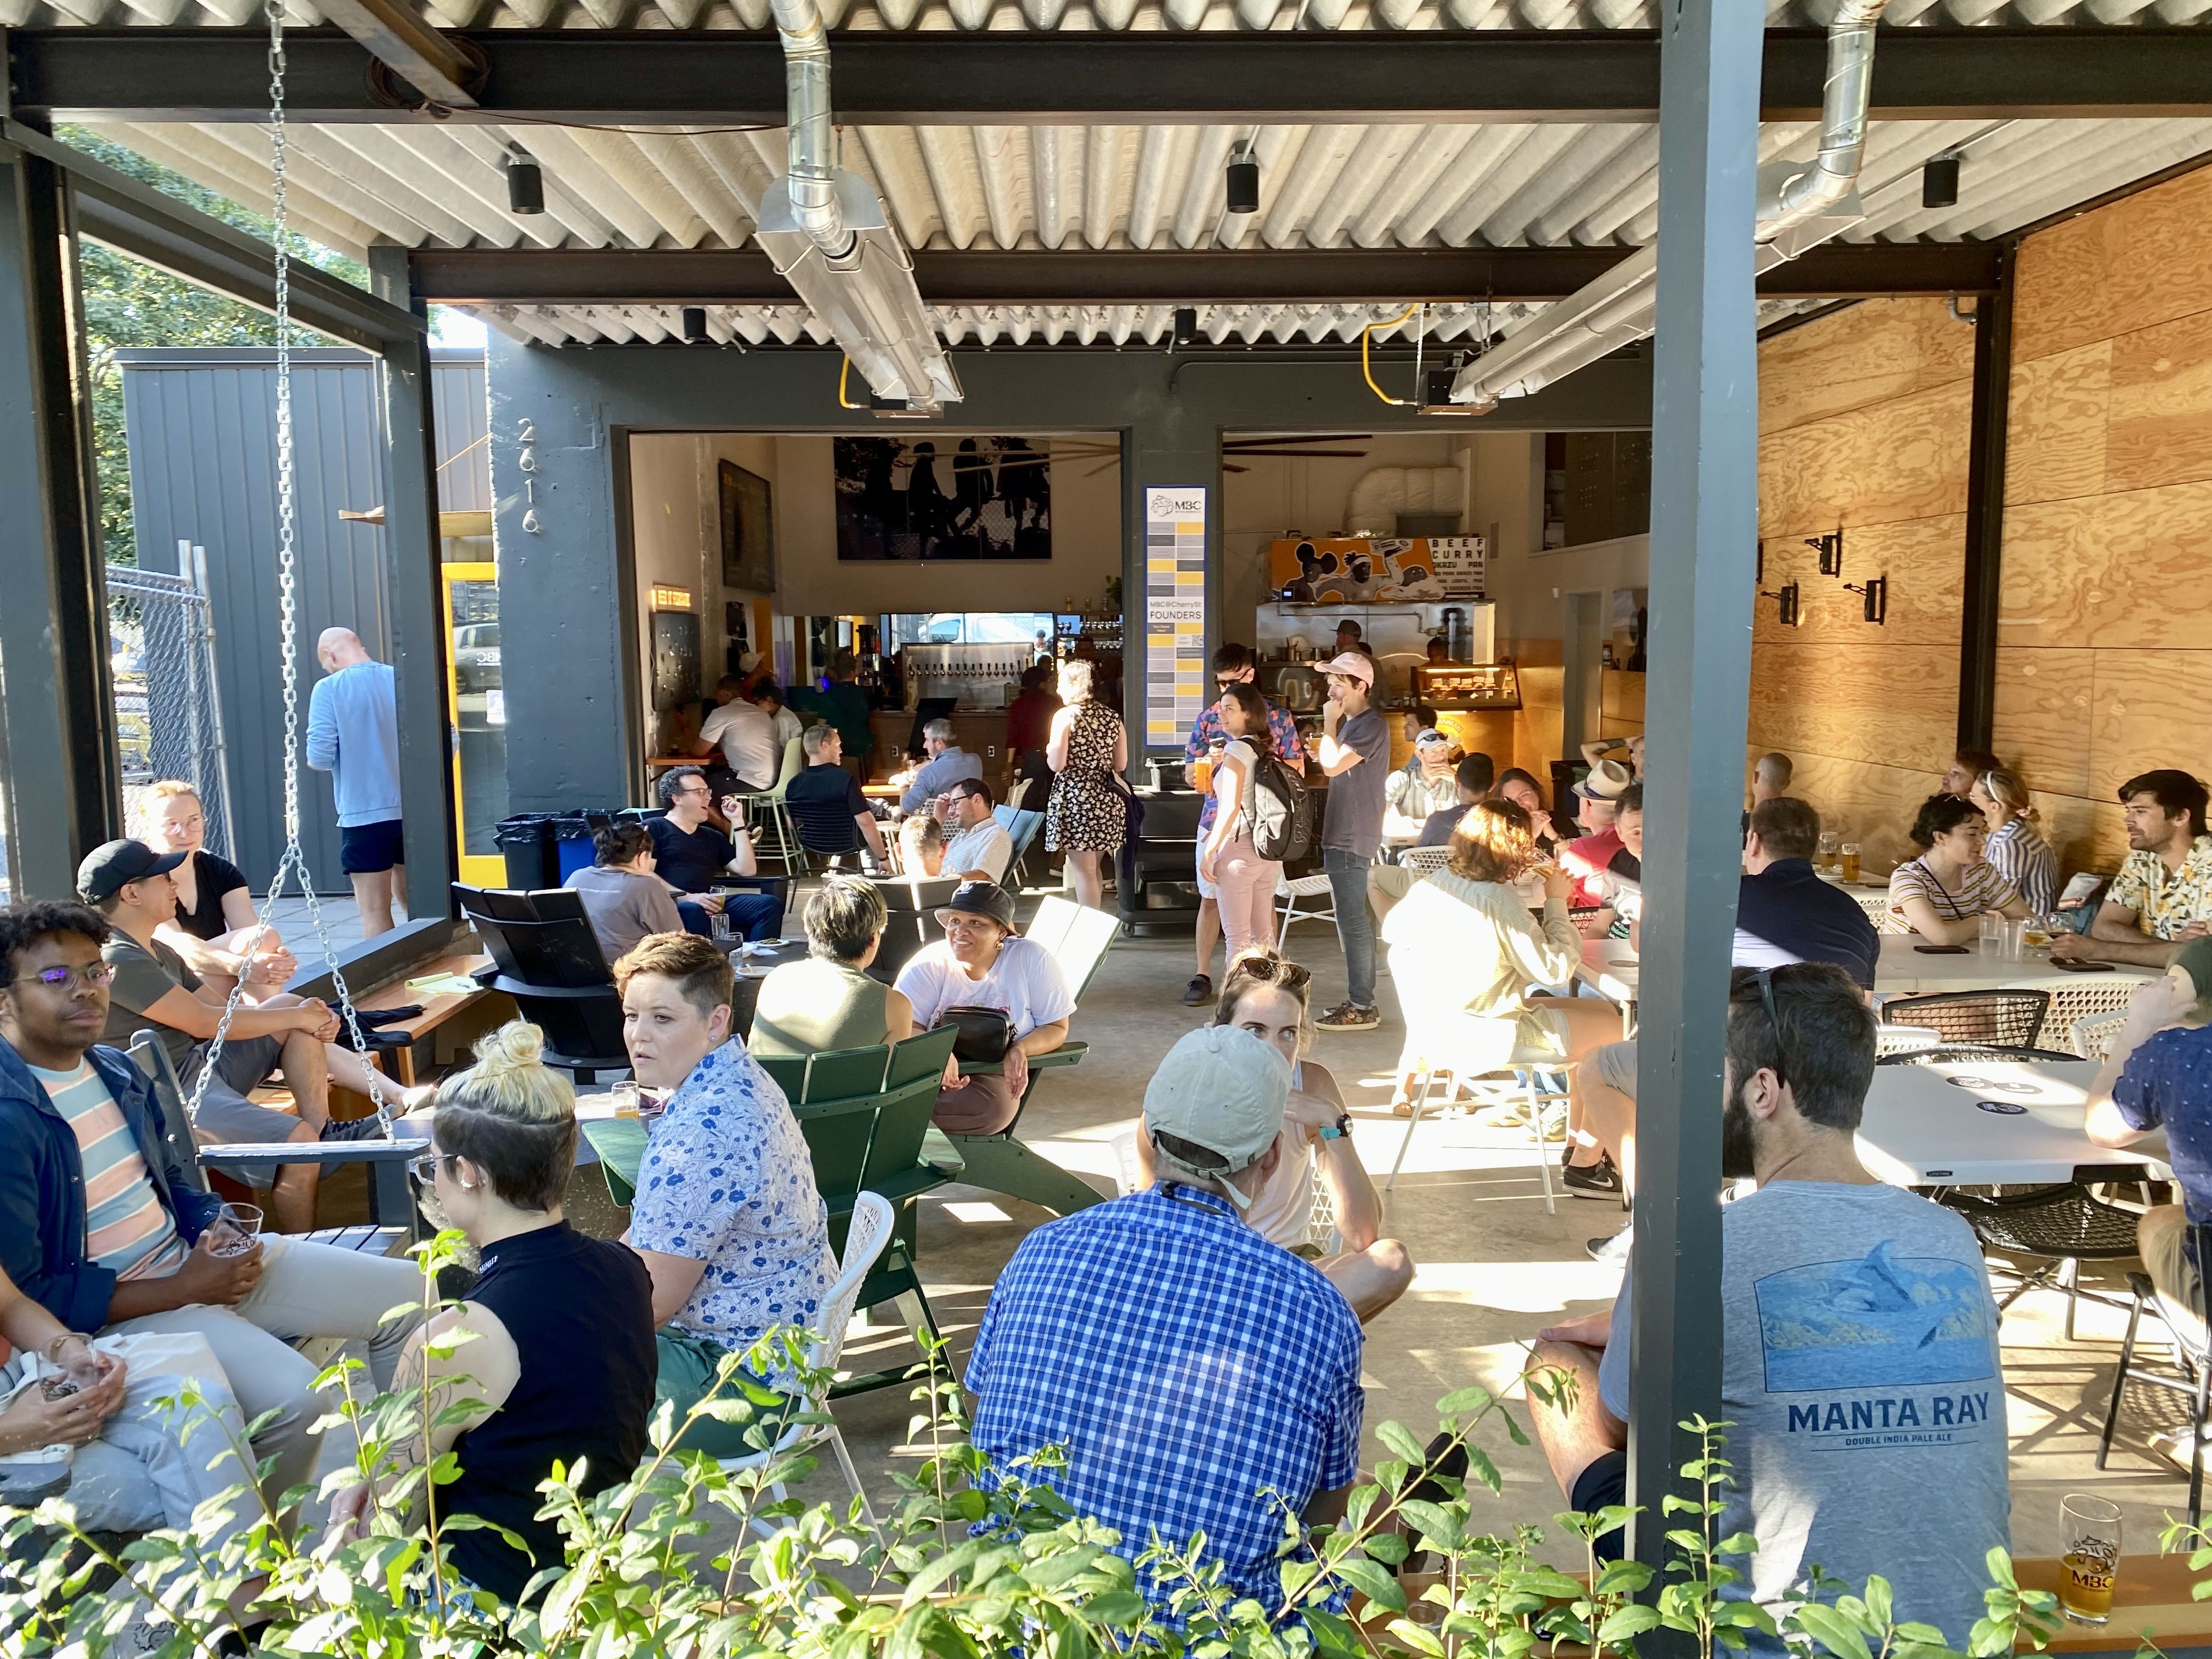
[494,815,558,890]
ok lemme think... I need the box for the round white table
[1872,933,2157,997]
[1853,1056,2168,1187]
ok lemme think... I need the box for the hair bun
[472,1020,546,1077]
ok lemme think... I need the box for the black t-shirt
[645,815,733,894]
[1607,847,1643,882]
[786,763,869,855]
[174,851,250,942]
[1736,857,1882,989]
[443,1222,655,1604]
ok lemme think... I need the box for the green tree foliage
[55,126,365,567]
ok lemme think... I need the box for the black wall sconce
[1805,527,1844,577]
[1843,575,1888,625]
[1760,581,1802,627]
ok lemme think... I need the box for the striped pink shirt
[31,1060,186,1282]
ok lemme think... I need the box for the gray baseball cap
[1143,1026,1291,1209]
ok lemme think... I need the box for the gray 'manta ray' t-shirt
[1600,1181,2010,1650]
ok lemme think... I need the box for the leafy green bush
[0,1233,2065,1658]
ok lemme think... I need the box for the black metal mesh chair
[1942,1184,2143,1340]
[2099,1220,2212,1526]
[1881,989,2052,1049]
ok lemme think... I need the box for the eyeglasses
[408,1151,455,1186]
[28,962,116,992]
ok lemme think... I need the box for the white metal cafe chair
[1397,846,1451,874]
[709,1190,893,1532]
[1874,1022,1946,1060]
[2073,1011,2130,1062]
[1275,870,1336,934]
[2031,975,2147,1056]
[1387,1056,1567,1211]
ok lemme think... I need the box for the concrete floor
[665,911,2207,1569]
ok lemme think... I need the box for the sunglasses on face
[29,962,116,992]
[409,1151,456,1186]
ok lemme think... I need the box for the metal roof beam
[9,28,2212,124]
[408,240,2003,306]
[1,119,423,352]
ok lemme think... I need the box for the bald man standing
[305,627,405,938]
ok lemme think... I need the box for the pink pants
[1214,836,1280,960]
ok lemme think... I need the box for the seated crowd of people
[5,671,2208,1646]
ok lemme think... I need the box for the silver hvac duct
[1447,0,1888,413]
[754,0,962,411]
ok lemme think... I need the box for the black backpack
[1243,749,1313,863]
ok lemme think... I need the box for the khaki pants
[2140,1203,2207,1348]
[104,1235,423,1500]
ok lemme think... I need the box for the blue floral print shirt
[628,1039,834,1354]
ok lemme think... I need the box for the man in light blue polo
[305,626,404,938]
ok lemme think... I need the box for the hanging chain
[182,0,391,1132]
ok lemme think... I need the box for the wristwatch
[1319,1113,1352,1142]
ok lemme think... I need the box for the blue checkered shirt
[1186,698,1307,832]
[966,1183,1364,1610]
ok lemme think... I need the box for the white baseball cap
[1142,1026,1291,1209]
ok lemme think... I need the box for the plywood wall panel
[1991,646,2098,798]
[1998,479,2212,651]
[2088,648,2212,799]
[2106,307,2212,495]
[1601,668,1646,725]
[1750,639,1959,771]
[1515,706,1564,783]
[2011,163,2212,364]
[1756,380,1974,538]
[2029,789,2129,879]
[1752,516,1965,650]
[1758,299,1971,436]
[2005,341,2110,507]
[1773,749,1949,875]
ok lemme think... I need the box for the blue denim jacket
[0,1035,224,1330]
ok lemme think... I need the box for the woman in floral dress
[1045,659,1127,910]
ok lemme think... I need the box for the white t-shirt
[1212,737,1259,842]
[700,701,778,791]
[895,935,1075,1039]
[943,819,1014,883]
[1242,1060,1319,1251]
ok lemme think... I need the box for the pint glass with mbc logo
[2059,1493,2122,1623]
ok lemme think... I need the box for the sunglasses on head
[1224,956,1312,993]
[1748,966,1791,1087]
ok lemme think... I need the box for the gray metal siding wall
[117,346,489,889]
[431,348,490,513]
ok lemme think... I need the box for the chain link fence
[109,549,236,859]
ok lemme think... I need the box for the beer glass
[208,1201,263,1259]
[1817,832,1839,873]
[1838,843,1861,884]
[2059,1494,2121,1623]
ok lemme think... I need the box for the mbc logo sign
[1150,490,1205,517]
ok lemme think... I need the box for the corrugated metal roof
[83,110,2212,346]
[11,0,2212,32]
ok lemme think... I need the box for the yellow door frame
[441,561,507,887]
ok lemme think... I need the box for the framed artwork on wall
[719,460,775,592]
[834,435,1052,561]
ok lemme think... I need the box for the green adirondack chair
[944,894,1120,1218]
[580,1023,962,1395]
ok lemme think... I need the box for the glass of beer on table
[2059,1493,2121,1623]
[1818,832,1839,873]
[1838,843,1861,884]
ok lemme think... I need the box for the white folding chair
[1275,871,1336,933]
[1387,1056,1567,1212]
[714,1190,894,1531]
[1396,847,1450,874]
